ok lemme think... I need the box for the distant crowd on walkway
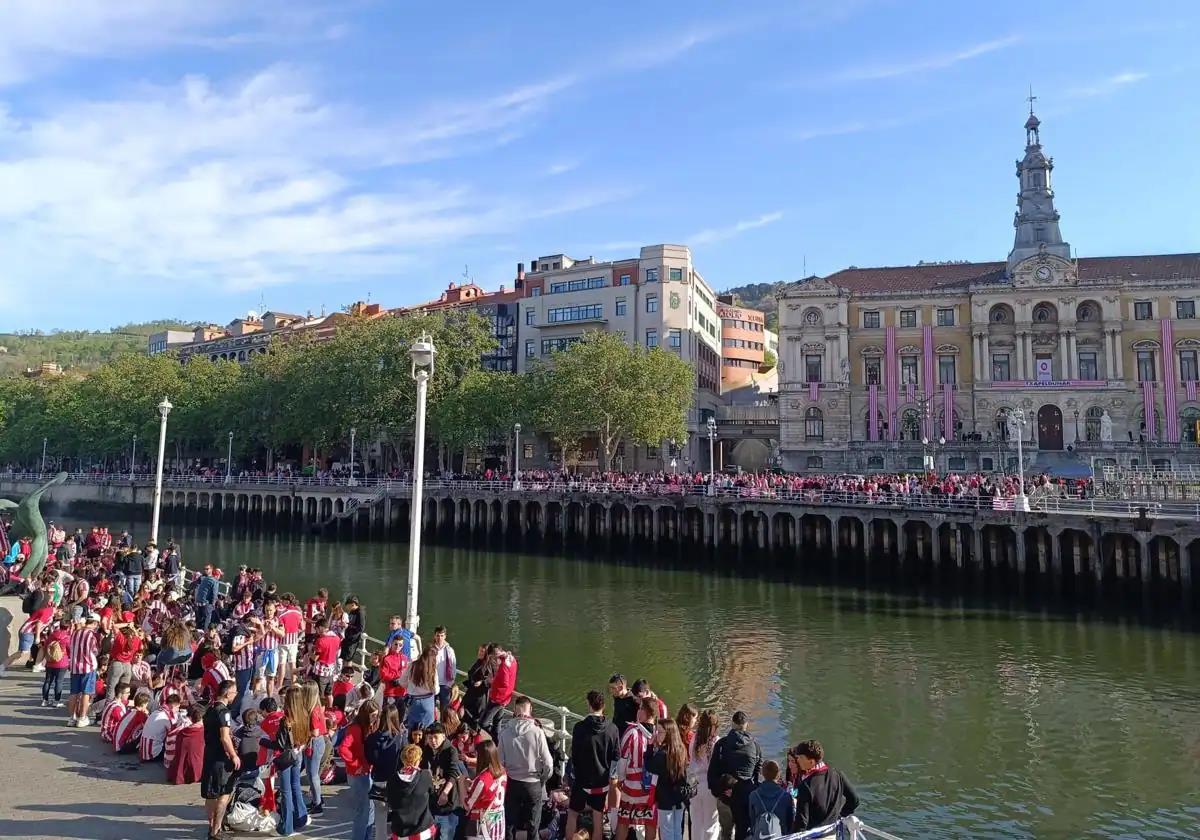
[1,522,862,840]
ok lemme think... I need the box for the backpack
[21,590,38,614]
[46,639,64,664]
[751,786,787,840]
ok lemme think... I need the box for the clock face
[1035,265,1052,281]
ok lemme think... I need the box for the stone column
[1114,332,1125,379]
[971,526,984,570]
[1014,526,1027,574]
[980,333,990,381]
[1068,332,1079,380]
[972,335,982,381]
[1058,333,1069,380]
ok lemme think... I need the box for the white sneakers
[66,717,78,727]
[76,717,91,728]
[31,663,45,673]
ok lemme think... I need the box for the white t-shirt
[140,708,175,757]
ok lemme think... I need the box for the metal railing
[786,817,904,840]
[1034,496,1200,522]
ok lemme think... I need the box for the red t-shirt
[45,629,71,669]
[332,679,354,699]
[489,654,518,705]
[314,634,341,666]
[110,632,142,664]
[278,609,304,643]
[304,598,327,633]
[310,706,327,738]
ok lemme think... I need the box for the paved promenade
[0,669,357,839]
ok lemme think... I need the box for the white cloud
[1067,71,1149,99]
[0,67,614,310]
[793,116,909,142]
[544,160,580,177]
[689,212,784,246]
[813,35,1021,84]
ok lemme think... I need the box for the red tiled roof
[809,253,1200,294]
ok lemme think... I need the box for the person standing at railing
[498,695,553,840]
[482,644,518,733]
[379,636,411,711]
[789,740,858,834]
[194,565,220,632]
[430,625,456,714]
[566,690,620,840]
[708,711,763,840]
[341,596,367,665]
[405,645,440,731]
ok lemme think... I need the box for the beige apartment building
[778,109,1200,474]
[517,244,723,470]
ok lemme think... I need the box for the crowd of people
[1,523,862,840]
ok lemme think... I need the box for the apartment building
[516,244,723,469]
[394,280,521,372]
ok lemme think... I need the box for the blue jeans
[234,666,254,718]
[124,574,141,604]
[405,694,435,730]
[195,603,215,631]
[659,806,686,840]
[438,684,452,712]
[304,735,326,807]
[434,813,459,840]
[348,773,374,840]
[276,761,308,835]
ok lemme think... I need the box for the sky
[0,0,1197,331]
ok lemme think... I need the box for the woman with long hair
[464,738,507,840]
[687,710,722,840]
[675,703,698,751]
[338,700,380,840]
[405,644,440,730]
[300,680,328,815]
[268,685,312,836]
[645,719,693,840]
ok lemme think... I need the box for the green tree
[761,349,777,371]
[535,332,692,469]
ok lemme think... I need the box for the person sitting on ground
[139,692,182,761]
[99,681,133,743]
[791,740,859,833]
[113,691,150,754]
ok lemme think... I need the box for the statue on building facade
[1099,410,1113,443]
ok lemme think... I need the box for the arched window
[1033,303,1057,323]
[1085,407,1104,441]
[938,407,959,440]
[901,409,921,441]
[805,407,824,440]
[1076,301,1100,322]
[1139,407,1160,440]
[989,304,1012,324]
[1181,407,1200,443]
[806,455,823,469]
[995,409,1012,441]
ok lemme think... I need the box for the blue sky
[0,0,1196,331]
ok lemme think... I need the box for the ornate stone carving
[978,399,990,409]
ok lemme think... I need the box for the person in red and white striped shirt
[163,706,203,778]
[114,693,150,753]
[67,616,101,727]
[140,693,182,761]
[99,682,132,743]
[255,602,285,693]
[277,595,305,683]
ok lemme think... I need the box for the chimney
[517,262,525,281]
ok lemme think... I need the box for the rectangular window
[645,329,658,348]
[936,308,955,327]
[938,355,956,384]
[992,354,1010,381]
[1137,350,1156,382]
[1178,300,1196,319]
[646,295,658,313]
[668,267,683,282]
[805,355,823,383]
[646,268,659,282]
[542,337,581,354]
[522,444,533,459]
[696,288,713,308]
[667,328,682,349]
[547,276,606,294]
[1078,351,1098,381]
[899,310,916,328]
[1134,301,1152,320]
[901,356,919,385]
[1180,350,1198,382]
[620,274,631,285]
[531,287,542,297]
[862,311,880,329]
[525,340,535,358]
[864,358,881,385]
[615,297,627,316]
[546,304,603,323]
[525,308,535,325]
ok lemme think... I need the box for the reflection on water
[109,523,1200,837]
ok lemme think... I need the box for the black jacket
[366,730,403,786]
[387,766,435,837]
[462,658,493,723]
[794,767,859,832]
[421,741,463,815]
[707,729,762,797]
[569,714,620,790]
[612,694,638,734]
[644,746,695,809]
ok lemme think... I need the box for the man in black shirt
[792,739,859,832]
[202,679,240,840]
[421,722,463,840]
[608,673,637,734]
[708,710,763,840]
[567,690,620,840]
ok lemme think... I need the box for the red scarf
[801,761,828,781]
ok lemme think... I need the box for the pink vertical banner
[1161,318,1179,441]
[868,384,879,441]
[943,382,953,441]
[809,380,819,401]
[905,382,915,402]
[922,325,935,440]
[1142,380,1156,441]
[1187,379,1196,402]
[885,326,898,439]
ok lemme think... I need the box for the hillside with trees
[0,320,193,376]
[719,282,786,330]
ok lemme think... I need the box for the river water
[92,521,1200,837]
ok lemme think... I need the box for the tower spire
[1007,101,1069,274]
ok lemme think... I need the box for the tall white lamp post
[513,423,522,490]
[129,434,137,482]
[406,333,437,634]
[1008,408,1030,512]
[225,431,234,484]
[348,427,357,486]
[149,397,173,544]
[706,416,717,495]
[41,437,47,473]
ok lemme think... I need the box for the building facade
[394,280,520,373]
[147,330,193,355]
[516,244,723,469]
[176,303,387,363]
[717,298,768,389]
[778,109,1200,474]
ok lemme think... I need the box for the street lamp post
[1007,408,1030,512]
[706,416,717,495]
[348,427,357,486]
[513,423,522,490]
[225,431,234,485]
[129,434,137,482]
[41,437,47,474]
[406,333,437,634]
[149,397,173,544]
[1073,409,1080,443]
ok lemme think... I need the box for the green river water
[83,521,1200,838]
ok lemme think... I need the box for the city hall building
[778,109,1200,474]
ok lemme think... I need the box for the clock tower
[1007,102,1071,275]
